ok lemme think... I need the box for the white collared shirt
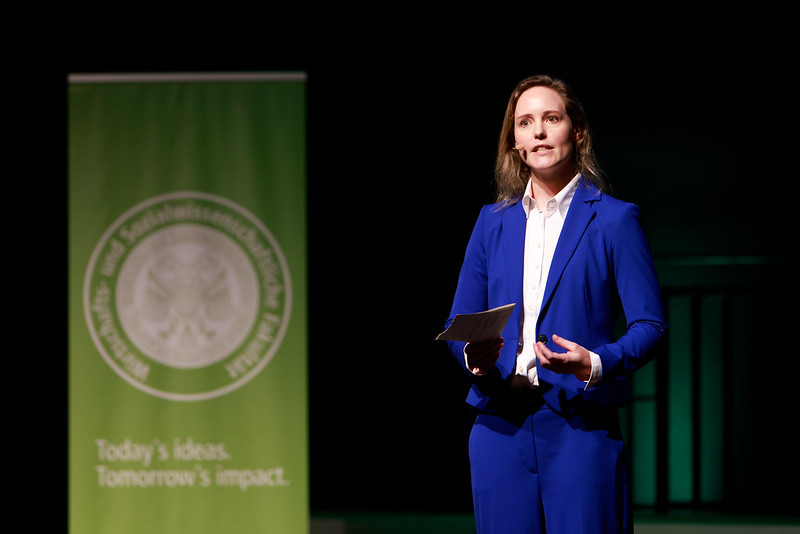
[514,174,602,389]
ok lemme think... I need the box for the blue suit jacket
[446,177,667,415]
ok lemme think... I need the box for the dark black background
[47,2,799,528]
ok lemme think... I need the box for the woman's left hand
[534,334,592,381]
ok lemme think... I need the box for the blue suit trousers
[469,402,632,534]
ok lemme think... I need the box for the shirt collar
[522,173,581,218]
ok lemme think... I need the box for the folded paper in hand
[435,303,516,342]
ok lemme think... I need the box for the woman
[444,74,667,533]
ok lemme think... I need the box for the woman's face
[513,86,577,179]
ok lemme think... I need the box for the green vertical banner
[68,73,307,533]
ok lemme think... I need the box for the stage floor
[310,512,800,534]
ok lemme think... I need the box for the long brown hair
[494,75,606,205]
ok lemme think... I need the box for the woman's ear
[573,127,583,142]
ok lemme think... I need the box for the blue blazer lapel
[502,201,526,308]
[540,182,600,317]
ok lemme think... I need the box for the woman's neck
[530,169,575,204]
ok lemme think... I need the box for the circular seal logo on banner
[83,191,292,401]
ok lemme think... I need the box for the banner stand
[68,72,308,533]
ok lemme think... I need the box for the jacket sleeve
[595,203,668,381]
[444,206,490,372]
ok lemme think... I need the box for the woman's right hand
[465,337,504,376]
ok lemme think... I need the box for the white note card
[436,303,516,342]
